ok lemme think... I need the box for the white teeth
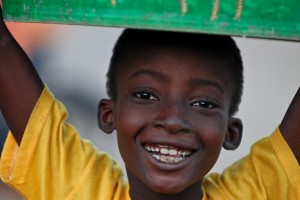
[169,149,177,155]
[160,148,169,155]
[152,154,183,163]
[145,144,192,158]
[177,150,191,157]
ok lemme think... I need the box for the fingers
[0,3,3,22]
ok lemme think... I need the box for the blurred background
[0,22,299,199]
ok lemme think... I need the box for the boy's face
[99,45,241,194]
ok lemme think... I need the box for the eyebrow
[129,69,224,94]
[129,69,169,82]
[189,79,224,94]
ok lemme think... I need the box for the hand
[0,4,5,28]
[0,0,3,21]
[0,5,2,20]
[0,5,9,37]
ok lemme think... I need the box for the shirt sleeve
[0,86,129,200]
[203,127,300,200]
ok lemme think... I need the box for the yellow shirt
[1,87,300,199]
[203,128,300,199]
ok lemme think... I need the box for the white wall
[213,37,300,172]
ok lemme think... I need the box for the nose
[152,102,191,134]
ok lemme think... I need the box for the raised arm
[0,8,44,145]
[280,87,300,164]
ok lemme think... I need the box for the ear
[223,117,243,150]
[98,99,115,134]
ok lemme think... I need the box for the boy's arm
[280,87,300,164]
[0,8,44,145]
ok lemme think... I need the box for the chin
[145,176,190,195]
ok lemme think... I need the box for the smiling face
[99,44,242,198]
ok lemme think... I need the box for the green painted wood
[2,0,300,40]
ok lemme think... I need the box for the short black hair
[106,29,243,116]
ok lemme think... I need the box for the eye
[134,91,159,101]
[191,100,218,109]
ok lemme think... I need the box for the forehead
[118,45,232,89]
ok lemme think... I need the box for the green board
[2,0,300,41]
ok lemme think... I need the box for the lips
[144,144,193,163]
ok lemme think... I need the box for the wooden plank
[2,0,300,40]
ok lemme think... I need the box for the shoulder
[203,127,300,200]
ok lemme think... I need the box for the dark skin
[0,7,299,200]
[0,8,44,145]
[99,47,243,199]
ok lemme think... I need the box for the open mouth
[144,144,193,163]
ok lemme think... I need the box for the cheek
[193,113,228,165]
[202,122,226,147]
[114,103,151,164]
[198,111,228,141]
[116,105,150,137]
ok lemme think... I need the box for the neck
[127,170,203,200]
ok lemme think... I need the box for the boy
[0,8,299,200]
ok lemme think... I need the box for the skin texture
[0,8,44,145]
[99,46,243,199]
